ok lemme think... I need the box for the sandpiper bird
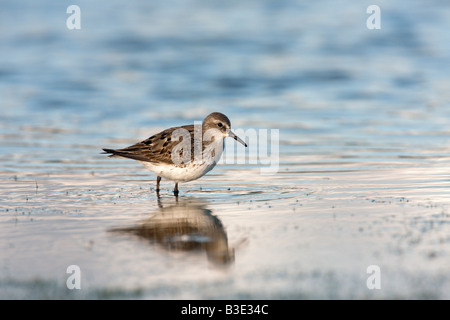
[102,112,247,196]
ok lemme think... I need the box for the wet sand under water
[1,153,450,299]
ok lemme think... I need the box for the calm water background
[1,0,450,299]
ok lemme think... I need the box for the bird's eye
[217,122,223,128]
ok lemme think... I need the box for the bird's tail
[101,148,149,161]
[101,148,120,157]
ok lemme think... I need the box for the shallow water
[1,0,450,299]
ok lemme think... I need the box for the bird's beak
[227,129,247,147]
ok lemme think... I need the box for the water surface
[1,0,450,299]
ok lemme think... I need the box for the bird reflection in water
[109,197,234,266]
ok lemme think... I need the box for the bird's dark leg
[174,182,179,197]
[156,176,161,196]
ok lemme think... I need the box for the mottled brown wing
[103,125,195,165]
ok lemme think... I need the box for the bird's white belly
[139,161,217,182]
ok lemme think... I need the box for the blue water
[1,0,450,299]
